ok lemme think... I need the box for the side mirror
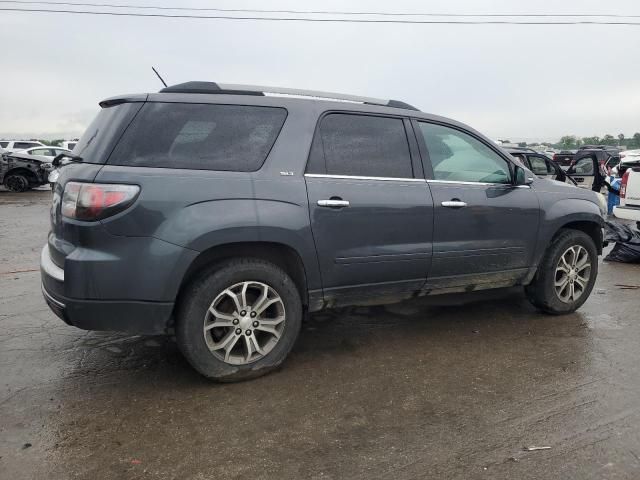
[514,165,534,186]
[52,153,64,167]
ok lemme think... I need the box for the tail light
[620,170,630,198]
[61,182,140,220]
[553,154,558,161]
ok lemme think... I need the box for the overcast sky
[1,0,639,142]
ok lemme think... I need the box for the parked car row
[0,139,78,155]
[0,140,45,152]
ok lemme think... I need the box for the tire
[4,174,29,192]
[176,258,303,382]
[525,229,598,315]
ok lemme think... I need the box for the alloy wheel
[203,281,286,365]
[554,245,591,303]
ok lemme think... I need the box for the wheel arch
[176,241,312,309]
[555,220,603,255]
[4,167,39,182]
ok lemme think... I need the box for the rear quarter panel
[94,103,323,292]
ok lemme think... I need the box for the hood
[3,151,50,164]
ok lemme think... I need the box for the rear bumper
[613,205,640,222]
[40,245,174,335]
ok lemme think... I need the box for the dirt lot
[1,189,640,480]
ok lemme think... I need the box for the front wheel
[4,174,29,192]
[176,258,302,382]
[525,229,598,314]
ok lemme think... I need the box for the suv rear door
[304,112,433,305]
[414,121,540,290]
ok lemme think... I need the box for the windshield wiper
[52,153,83,167]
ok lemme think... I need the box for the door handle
[318,199,350,208]
[441,200,467,208]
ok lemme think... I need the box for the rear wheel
[525,229,598,314]
[4,174,29,192]
[176,258,302,382]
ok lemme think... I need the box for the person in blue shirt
[604,166,621,215]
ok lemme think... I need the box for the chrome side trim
[304,174,425,183]
[427,179,503,186]
[41,283,65,308]
[40,245,64,282]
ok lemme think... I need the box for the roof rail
[159,81,419,111]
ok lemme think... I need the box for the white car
[60,140,79,151]
[0,140,45,153]
[19,146,71,159]
[620,149,640,163]
[614,163,640,227]
[611,149,640,176]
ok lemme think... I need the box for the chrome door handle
[441,201,467,208]
[318,199,350,208]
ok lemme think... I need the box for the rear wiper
[52,153,83,167]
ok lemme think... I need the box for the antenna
[152,66,168,88]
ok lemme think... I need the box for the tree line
[555,133,640,150]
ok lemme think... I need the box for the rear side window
[307,113,413,178]
[109,103,287,172]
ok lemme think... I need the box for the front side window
[307,113,413,178]
[418,123,510,183]
[528,155,549,176]
[109,103,287,171]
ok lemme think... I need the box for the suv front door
[567,154,601,191]
[304,112,433,306]
[415,121,540,291]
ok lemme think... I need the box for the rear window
[108,103,287,172]
[74,102,143,164]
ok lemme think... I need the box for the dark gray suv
[41,82,606,381]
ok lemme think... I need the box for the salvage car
[1,150,53,191]
[41,82,607,381]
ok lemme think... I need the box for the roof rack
[159,81,419,111]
